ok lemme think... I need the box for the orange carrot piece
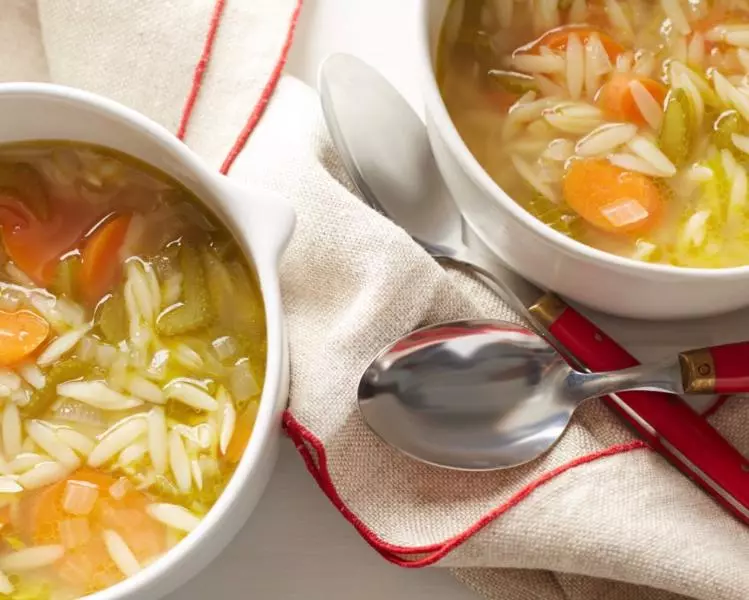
[598,73,667,126]
[56,536,122,594]
[96,497,165,561]
[528,26,624,60]
[689,10,749,63]
[225,404,259,463]
[691,8,749,34]
[0,505,11,527]
[0,309,49,366]
[22,469,102,545]
[20,467,166,592]
[0,195,98,286]
[563,159,663,234]
[79,214,131,305]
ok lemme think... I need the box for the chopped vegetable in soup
[0,141,265,598]
[438,0,749,267]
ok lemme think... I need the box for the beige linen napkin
[3,2,749,599]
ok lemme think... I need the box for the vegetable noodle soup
[0,142,265,597]
[439,0,749,267]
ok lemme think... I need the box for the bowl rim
[415,0,749,281]
[0,82,288,600]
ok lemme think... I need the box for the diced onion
[230,361,259,402]
[62,480,99,516]
[109,477,132,500]
[600,199,650,228]
[211,336,238,362]
[58,518,91,549]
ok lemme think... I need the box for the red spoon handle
[680,342,749,394]
[529,294,749,523]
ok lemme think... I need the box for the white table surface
[165,2,480,599]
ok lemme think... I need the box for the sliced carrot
[23,469,107,545]
[523,26,624,60]
[0,309,49,366]
[79,214,131,305]
[20,467,166,592]
[225,403,259,463]
[690,10,749,62]
[0,504,11,527]
[691,9,749,35]
[0,195,98,286]
[563,158,663,234]
[597,73,667,126]
[57,536,122,594]
[96,497,165,561]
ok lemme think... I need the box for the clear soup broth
[439,0,749,267]
[0,142,265,598]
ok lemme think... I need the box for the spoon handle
[530,294,749,523]
[568,360,682,403]
[679,342,749,394]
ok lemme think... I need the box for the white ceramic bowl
[417,0,749,320]
[0,83,294,599]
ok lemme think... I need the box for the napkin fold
[4,2,749,599]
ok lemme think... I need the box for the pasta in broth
[0,142,265,598]
[439,0,749,267]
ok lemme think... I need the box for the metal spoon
[318,54,579,358]
[357,320,695,470]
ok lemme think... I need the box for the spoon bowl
[358,320,575,470]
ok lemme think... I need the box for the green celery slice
[713,110,743,150]
[487,70,538,95]
[526,194,585,241]
[22,358,89,418]
[95,289,128,344]
[659,89,694,167]
[156,244,213,336]
[51,254,82,299]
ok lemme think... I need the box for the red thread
[176,0,228,140]
[282,411,649,567]
[220,0,304,174]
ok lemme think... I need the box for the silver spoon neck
[564,359,683,405]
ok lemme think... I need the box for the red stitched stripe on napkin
[177,0,228,140]
[283,411,649,567]
[220,0,305,174]
[177,0,303,158]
